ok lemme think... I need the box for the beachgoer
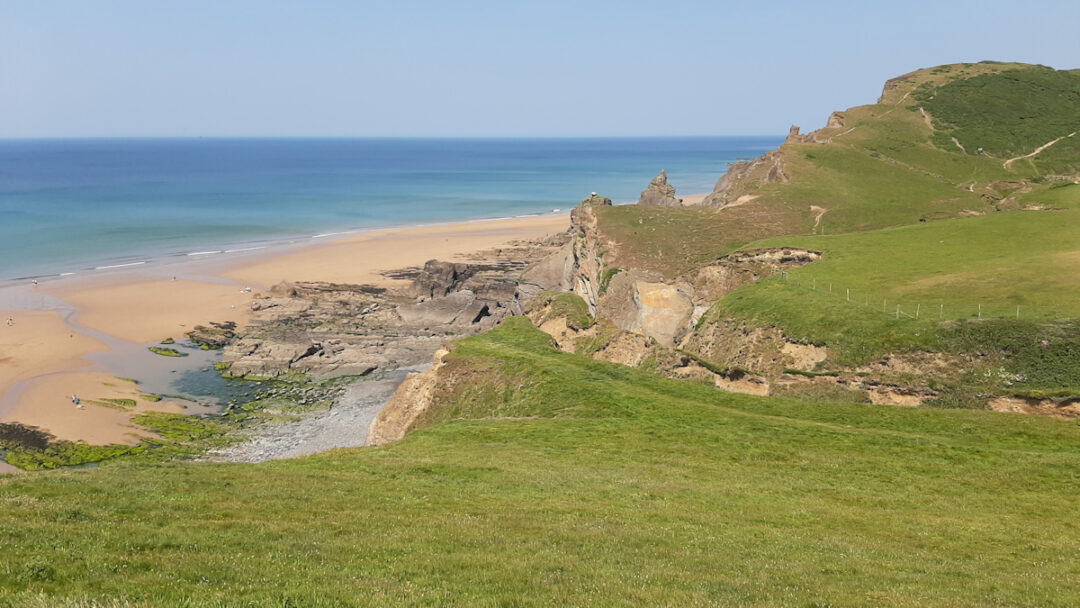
[5,317,12,326]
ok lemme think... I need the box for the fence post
[978,304,982,319]
[846,288,850,302]
[813,278,816,291]
[1016,305,1020,319]
[940,304,943,319]
[916,303,920,319]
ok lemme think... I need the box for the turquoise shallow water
[0,137,780,281]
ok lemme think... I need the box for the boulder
[637,170,683,207]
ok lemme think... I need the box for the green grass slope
[598,62,1080,279]
[912,64,1080,170]
[3,318,1080,607]
[711,205,1080,364]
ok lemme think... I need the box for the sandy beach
[0,213,570,449]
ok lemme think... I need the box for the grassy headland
[2,319,1079,606]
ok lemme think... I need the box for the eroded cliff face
[567,194,612,315]
[702,150,791,207]
[367,347,450,446]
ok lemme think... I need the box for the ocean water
[0,137,780,281]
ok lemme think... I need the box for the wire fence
[774,270,1029,322]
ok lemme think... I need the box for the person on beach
[5,317,12,326]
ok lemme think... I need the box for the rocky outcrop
[223,236,566,379]
[518,241,574,302]
[397,290,487,326]
[637,170,683,207]
[786,125,814,144]
[405,260,472,300]
[702,150,790,207]
[187,321,237,349]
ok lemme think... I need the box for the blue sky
[2,0,1077,138]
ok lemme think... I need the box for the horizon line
[0,134,786,142]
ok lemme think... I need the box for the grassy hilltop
[3,63,1080,606]
[598,62,1080,277]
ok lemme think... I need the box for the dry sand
[1,214,570,448]
[680,193,709,206]
[222,215,570,288]
[48,279,255,344]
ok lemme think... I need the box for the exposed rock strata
[222,235,568,379]
[568,194,613,315]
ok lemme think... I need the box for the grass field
[704,208,1080,383]
[3,319,1080,607]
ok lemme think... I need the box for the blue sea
[0,137,780,281]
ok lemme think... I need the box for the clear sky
[2,0,1077,138]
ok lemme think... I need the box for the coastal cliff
[375,62,1080,438]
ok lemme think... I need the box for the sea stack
[637,170,683,207]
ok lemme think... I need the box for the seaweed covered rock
[187,321,237,349]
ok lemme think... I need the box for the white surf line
[94,261,147,270]
[186,250,224,256]
[1003,132,1077,169]
[223,246,267,253]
